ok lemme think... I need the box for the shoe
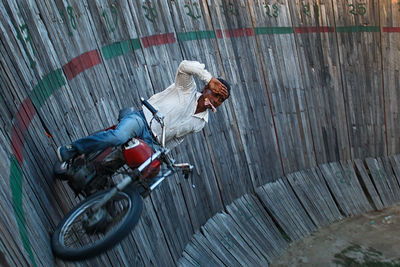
[56,145,78,162]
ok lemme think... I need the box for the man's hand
[208,78,229,99]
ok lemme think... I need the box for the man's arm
[175,60,229,98]
[175,60,212,91]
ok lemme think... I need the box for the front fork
[91,150,163,211]
[91,149,193,212]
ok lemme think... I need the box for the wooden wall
[180,154,400,266]
[0,0,399,266]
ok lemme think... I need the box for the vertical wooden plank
[148,176,194,264]
[0,149,30,267]
[201,221,243,266]
[173,140,224,231]
[333,0,385,158]
[389,154,400,186]
[130,198,175,267]
[192,232,235,266]
[381,0,400,155]
[226,195,288,262]
[287,168,342,227]
[249,0,316,173]
[85,0,154,109]
[354,158,384,210]
[181,239,225,267]
[204,214,267,266]
[319,161,372,216]
[215,213,269,266]
[31,0,107,139]
[289,0,351,163]
[127,0,181,92]
[340,160,373,211]
[177,255,199,267]
[365,157,400,207]
[256,178,316,241]
[207,0,284,188]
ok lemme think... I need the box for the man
[57,60,230,162]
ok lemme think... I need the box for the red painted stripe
[11,98,37,163]
[141,33,176,48]
[294,26,334,34]
[11,129,23,164]
[383,27,400,32]
[224,28,255,38]
[215,30,223,39]
[62,50,101,80]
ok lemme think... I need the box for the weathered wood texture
[333,0,385,158]
[208,0,284,189]
[168,0,248,214]
[250,0,315,173]
[381,0,400,155]
[364,157,400,207]
[289,0,351,163]
[181,194,287,266]
[180,154,400,265]
[1,0,400,266]
[286,168,342,227]
[256,178,317,241]
[319,161,373,216]
[354,158,384,210]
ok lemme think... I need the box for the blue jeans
[72,110,160,154]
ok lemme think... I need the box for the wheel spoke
[59,192,132,249]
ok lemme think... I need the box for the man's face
[202,88,226,112]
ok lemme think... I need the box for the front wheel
[51,187,143,261]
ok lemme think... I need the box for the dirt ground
[271,204,400,266]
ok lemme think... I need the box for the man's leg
[57,112,146,162]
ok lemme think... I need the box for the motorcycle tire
[51,186,143,261]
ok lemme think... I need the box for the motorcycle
[51,98,193,261]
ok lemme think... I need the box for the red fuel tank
[123,138,161,179]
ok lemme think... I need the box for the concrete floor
[271,203,400,266]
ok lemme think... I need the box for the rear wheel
[51,187,143,261]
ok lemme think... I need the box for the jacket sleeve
[174,60,213,92]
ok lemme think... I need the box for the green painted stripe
[102,39,141,60]
[177,31,216,41]
[29,69,66,109]
[336,26,380,33]
[130,38,141,50]
[9,155,37,267]
[102,41,130,59]
[255,27,294,35]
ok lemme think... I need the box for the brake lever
[174,163,194,179]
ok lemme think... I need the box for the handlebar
[140,96,166,147]
[140,97,165,123]
[140,97,158,115]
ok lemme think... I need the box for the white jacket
[143,60,213,149]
